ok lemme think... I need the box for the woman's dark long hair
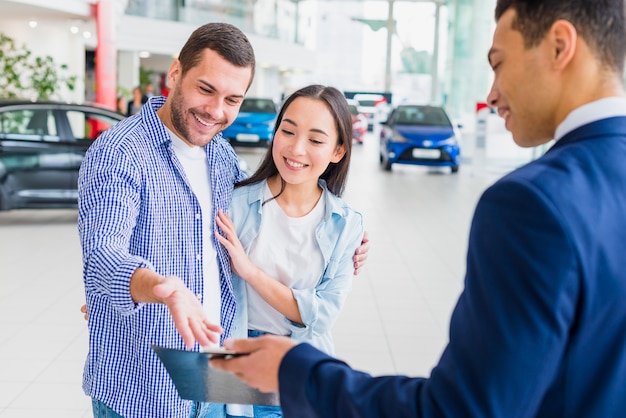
[236,84,353,198]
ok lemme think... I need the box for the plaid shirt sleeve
[78,124,153,316]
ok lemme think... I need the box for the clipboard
[152,345,280,406]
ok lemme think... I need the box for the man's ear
[549,19,577,70]
[167,60,182,85]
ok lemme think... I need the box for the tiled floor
[0,133,518,417]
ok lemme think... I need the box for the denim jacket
[227,179,364,355]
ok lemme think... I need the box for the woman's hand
[215,209,260,282]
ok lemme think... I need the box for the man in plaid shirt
[79,23,254,418]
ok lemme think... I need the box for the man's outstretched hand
[80,274,223,349]
[153,276,222,349]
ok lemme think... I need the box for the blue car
[222,97,277,147]
[379,104,461,173]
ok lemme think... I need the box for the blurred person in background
[115,95,127,116]
[127,86,144,115]
[142,82,155,104]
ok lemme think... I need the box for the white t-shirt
[246,182,325,335]
[169,131,221,340]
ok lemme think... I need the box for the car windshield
[358,100,378,107]
[240,98,276,114]
[392,106,452,127]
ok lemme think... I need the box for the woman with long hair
[215,84,364,417]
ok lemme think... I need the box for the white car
[353,93,389,131]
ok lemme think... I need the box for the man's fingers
[189,317,211,347]
[213,336,295,393]
[203,318,223,334]
[210,353,265,391]
[169,307,194,348]
[80,304,88,320]
[210,354,244,374]
[156,276,222,348]
[179,324,195,349]
[199,323,221,345]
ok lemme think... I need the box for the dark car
[379,104,461,173]
[221,97,277,147]
[0,100,125,210]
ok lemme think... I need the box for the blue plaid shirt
[78,97,246,418]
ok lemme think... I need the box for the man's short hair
[495,0,626,74]
[178,22,256,88]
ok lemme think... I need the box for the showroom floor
[0,133,520,417]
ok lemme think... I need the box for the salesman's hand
[153,276,222,349]
[210,335,298,393]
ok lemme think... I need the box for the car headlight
[440,136,458,146]
[391,130,408,143]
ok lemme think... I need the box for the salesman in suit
[211,0,626,416]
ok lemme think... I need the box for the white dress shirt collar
[554,96,626,141]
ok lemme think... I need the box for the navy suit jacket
[278,117,626,417]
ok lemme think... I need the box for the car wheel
[451,165,459,173]
[379,153,392,171]
[0,184,10,211]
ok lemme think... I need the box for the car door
[0,104,74,209]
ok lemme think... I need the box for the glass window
[0,108,57,139]
[66,110,121,141]
[394,106,451,127]
[240,98,277,113]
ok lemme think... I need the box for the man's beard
[169,88,194,145]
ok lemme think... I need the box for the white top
[554,96,626,141]
[169,131,221,340]
[246,182,326,335]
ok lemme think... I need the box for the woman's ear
[331,144,347,163]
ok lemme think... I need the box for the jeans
[190,402,228,418]
[91,399,227,418]
[91,400,123,418]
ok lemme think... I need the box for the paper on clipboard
[152,345,280,406]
